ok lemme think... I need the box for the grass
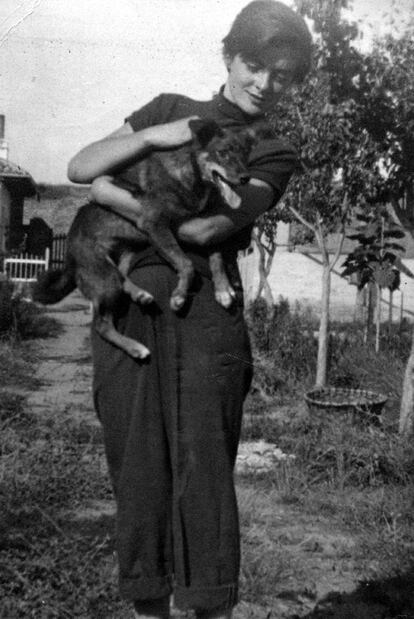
[0,290,129,617]
[236,416,414,614]
[238,298,414,615]
[1,293,414,617]
[0,345,127,617]
[0,281,62,343]
[0,423,119,617]
[240,428,414,612]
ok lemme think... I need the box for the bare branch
[288,205,316,234]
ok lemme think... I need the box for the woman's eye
[246,62,261,73]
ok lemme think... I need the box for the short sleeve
[247,139,299,199]
[216,139,299,246]
[125,93,195,132]
[125,95,166,132]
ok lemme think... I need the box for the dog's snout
[239,174,250,185]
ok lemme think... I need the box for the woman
[68,2,312,618]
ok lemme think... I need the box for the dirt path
[24,293,366,619]
[26,291,95,423]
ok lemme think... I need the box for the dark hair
[222,0,312,82]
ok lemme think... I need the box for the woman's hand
[144,116,199,150]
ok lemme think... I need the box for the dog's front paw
[215,287,236,308]
[127,341,151,359]
[170,295,186,311]
[134,290,154,305]
[123,279,154,305]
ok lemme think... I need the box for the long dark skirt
[92,262,252,612]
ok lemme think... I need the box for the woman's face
[223,49,298,116]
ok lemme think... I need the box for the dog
[34,119,257,358]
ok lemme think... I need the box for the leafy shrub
[245,295,409,417]
[0,280,14,334]
[0,281,61,340]
[245,297,318,395]
[329,337,405,419]
[242,409,414,493]
[12,297,62,339]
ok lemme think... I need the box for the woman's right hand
[143,116,199,150]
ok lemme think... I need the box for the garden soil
[20,290,410,619]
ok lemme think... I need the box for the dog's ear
[189,119,224,147]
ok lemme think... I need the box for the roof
[0,157,37,196]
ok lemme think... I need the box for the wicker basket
[305,387,387,425]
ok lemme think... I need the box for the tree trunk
[316,262,330,388]
[253,231,275,308]
[375,284,381,353]
[399,323,414,435]
[354,286,365,323]
[364,283,377,345]
[388,289,394,326]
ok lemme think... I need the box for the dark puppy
[34,120,252,358]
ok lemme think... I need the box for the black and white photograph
[0,0,413,617]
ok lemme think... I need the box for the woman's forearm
[68,129,152,184]
[68,116,198,185]
[177,179,275,246]
[89,176,144,226]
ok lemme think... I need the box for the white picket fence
[3,248,50,282]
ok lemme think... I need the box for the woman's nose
[254,69,271,92]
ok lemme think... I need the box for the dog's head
[189,119,251,209]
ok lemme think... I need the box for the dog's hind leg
[208,252,235,308]
[141,219,195,311]
[122,278,154,304]
[93,304,150,359]
[117,252,154,305]
[77,264,151,359]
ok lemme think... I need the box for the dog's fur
[34,120,255,358]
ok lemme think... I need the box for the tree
[274,0,414,396]
[263,0,386,387]
[353,17,414,433]
[283,95,384,385]
[251,211,278,309]
[255,0,414,407]
[250,0,364,321]
[269,59,384,387]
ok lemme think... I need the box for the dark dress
[92,90,297,613]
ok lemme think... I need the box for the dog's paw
[123,279,154,305]
[127,342,151,359]
[215,288,236,308]
[134,290,154,305]
[170,295,186,311]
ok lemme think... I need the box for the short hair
[222,0,312,83]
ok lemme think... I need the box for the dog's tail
[33,267,76,305]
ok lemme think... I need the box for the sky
[0,0,412,184]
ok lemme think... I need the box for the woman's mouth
[247,92,265,106]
